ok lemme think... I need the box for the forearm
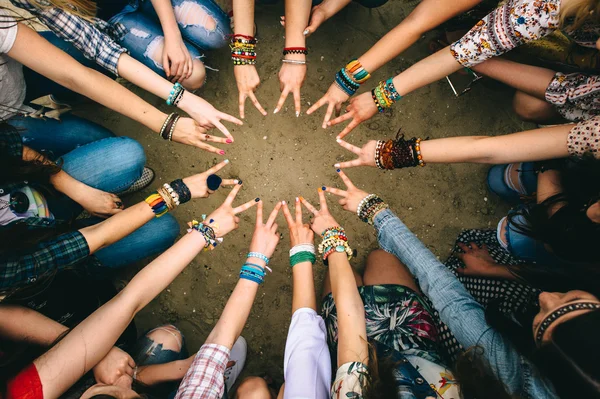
[151,0,182,38]
[0,305,67,346]
[392,47,461,96]
[471,58,555,100]
[328,253,368,366]
[137,356,195,385]
[284,0,311,48]
[359,0,481,72]
[204,279,259,349]
[291,262,317,312]
[419,125,572,164]
[233,0,255,36]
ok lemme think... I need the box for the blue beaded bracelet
[240,269,263,284]
[247,252,269,265]
[166,83,184,106]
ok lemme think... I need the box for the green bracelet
[290,251,316,268]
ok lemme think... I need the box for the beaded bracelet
[163,183,180,206]
[334,71,358,96]
[187,220,219,250]
[240,261,271,284]
[231,35,257,65]
[357,194,389,225]
[318,226,353,263]
[374,140,385,169]
[145,192,169,217]
[379,134,426,170]
[371,79,402,113]
[160,113,179,141]
[166,83,184,106]
[283,47,308,55]
[247,252,272,272]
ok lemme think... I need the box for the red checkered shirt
[175,343,230,399]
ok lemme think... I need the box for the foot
[225,336,247,392]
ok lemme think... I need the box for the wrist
[246,257,267,268]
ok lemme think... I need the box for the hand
[234,65,267,118]
[280,3,332,37]
[178,93,243,144]
[282,198,314,247]
[274,62,307,116]
[163,34,193,83]
[329,90,378,139]
[72,184,125,218]
[324,169,370,214]
[455,242,514,279]
[334,139,377,169]
[306,83,349,129]
[183,159,239,198]
[204,183,259,237]
[92,346,135,385]
[300,188,340,236]
[172,117,232,155]
[248,201,282,259]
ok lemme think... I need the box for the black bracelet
[170,179,192,204]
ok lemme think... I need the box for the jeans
[260,0,388,7]
[110,0,230,76]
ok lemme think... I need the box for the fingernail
[238,179,243,185]
[321,186,327,191]
[303,29,309,35]
[296,111,300,117]
[224,159,230,164]
[296,197,299,202]
[336,138,341,143]
[336,168,341,172]
[273,108,279,114]
[280,21,284,26]
[255,197,260,202]
[234,179,239,184]
[299,196,304,201]
[282,200,286,205]
[327,121,331,126]
[226,139,232,144]
[219,150,225,155]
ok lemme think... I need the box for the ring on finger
[207,174,223,191]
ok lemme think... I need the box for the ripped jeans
[109,0,230,77]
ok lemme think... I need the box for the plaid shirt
[175,344,230,399]
[10,0,127,75]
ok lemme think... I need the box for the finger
[239,92,246,119]
[300,197,318,215]
[249,92,267,116]
[163,54,171,77]
[225,183,243,205]
[196,141,225,155]
[336,169,356,189]
[281,200,295,225]
[270,223,278,234]
[336,119,360,140]
[328,111,353,127]
[187,56,194,79]
[335,102,342,117]
[470,242,481,250]
[318,187,328,211]
[218,112,243,126]
[255,199,263,224]
[339,198,347,206]
[325,186,348,198]
[178,62,187,83]
[274,88,290,114]
[127,355,135,369]
[293,88,301,117]
[295,197,302,224]
[205,159,230,175]
[203,134,229,144]
[266,202,282,227]
[213,121,234,141]
[174,61,184,83]
[457,242,470,253]
[221,178,238,186]
[306,96,327,115]
[233,197,259,215]
[323,103,335,129]
[336,138,361,155]
[235,216,240,224]
[336,159,363,168]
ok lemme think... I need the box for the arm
[34,230,208,399]
[135,355,195,385]
[0,305,67,346]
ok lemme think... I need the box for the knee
[111,137,146,170]
[182,60,206,91]
[512,91,550,123]
[146,324,183,352]
[364,249,396,274]
[153,214,180,247]
[236,377,271,399]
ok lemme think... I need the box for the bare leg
[235,376,276,399]
[362,249,421,293]
[512,91,564,124]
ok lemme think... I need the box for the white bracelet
[290,244,315,257]
[281,59,307,65]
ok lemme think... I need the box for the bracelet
[160,113,179,140]
[231,35,257,65]
[145,192,169,217]
[167,114,180,141]
[166,83,184,106]
[378,134,426,170]
[169,179,192,204]
[289,243,315,257]
[239,269,263,284]
[239,261,268,284]
[247,252,269,265]
[345,59,371,84]
[157,186,176,211]
[187,220,219,250]
[374,140,385,169]
[281,59,307,65]
[163,183,181,206]
[290,251,316,267]
[283,47,308,55]
[357,194,389,224]
[334,71,358,96]
[318,226,353,264]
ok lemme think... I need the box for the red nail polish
[226,139,232,144]
[220,150,225,155]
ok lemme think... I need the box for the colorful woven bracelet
[334,71,357,96]
[247,252,269,265]
[145,192,169,217]
[187,220,219,250]
[290,251,316,267]
[346,59,371,84]
[239,269,263,284]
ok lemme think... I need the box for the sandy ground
[65,0,537,388]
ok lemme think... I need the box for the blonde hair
[33,0,96,19]
[560,0,600,30]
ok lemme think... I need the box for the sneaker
[118,167,155,196]
[224,336,247,392]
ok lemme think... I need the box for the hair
[560,0,600,30]
[507,156,600,295]
[362,343,400,399]
[29,0,96,19]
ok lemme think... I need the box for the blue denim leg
[9,114,115,157]
[269,0,387,6]
[505,212,563,268]
[487,162,538,204]
[109,11,203,76]
[139,0,230,51]
[93,213,180,268]
[23,31,109,104]
[130,325,188,366]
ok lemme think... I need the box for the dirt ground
[70,0,536,387]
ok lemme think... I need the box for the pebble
[318,75,324,81]
[263,136,267,140]
[484,197,488,202]
[367,122,380,130]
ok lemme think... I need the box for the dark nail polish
[209,219,214,223]
[238,179,243,185]
[321,186,326,191]
[255,197,260,202]
[336,169,341,173]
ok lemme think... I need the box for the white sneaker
[224,336,247,392]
